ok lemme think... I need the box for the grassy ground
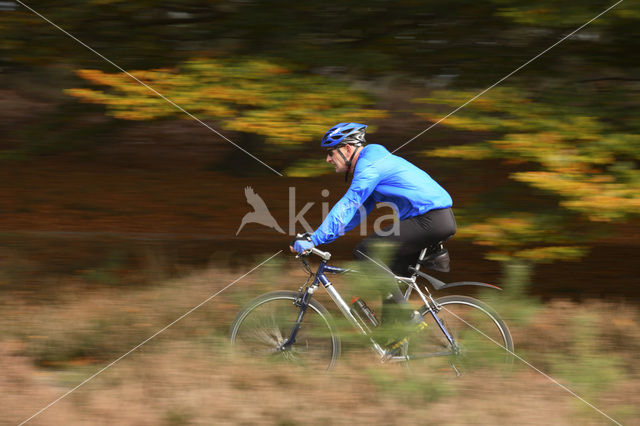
[1,262,639,425]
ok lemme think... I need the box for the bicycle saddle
[418,242,450,272]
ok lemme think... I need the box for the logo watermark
[236,186,400,238]
[236,186,285,235]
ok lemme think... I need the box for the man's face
[326,145,350,173]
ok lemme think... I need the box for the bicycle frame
[280,254,387,357]
[280,247,462,361]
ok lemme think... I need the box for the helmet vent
[321,122,368,148]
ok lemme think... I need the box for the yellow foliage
[415,87,639,262]
[67,58,386,146]
[515,246,586,263]
[429,144,493,160]
[513,171,640,221]
[458,215,543,247]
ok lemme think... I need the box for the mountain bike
[229,239,513,373]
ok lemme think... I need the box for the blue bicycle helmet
[321,122,367,182]
[321,122,367,148]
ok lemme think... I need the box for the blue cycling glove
[293,239,314,255]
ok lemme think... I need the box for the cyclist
[290,122,456,320]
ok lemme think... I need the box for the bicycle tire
[408,295,513,373]
[229,291,341,371]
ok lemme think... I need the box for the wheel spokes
[231,295,338,370]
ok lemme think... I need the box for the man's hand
[290,239,314,255]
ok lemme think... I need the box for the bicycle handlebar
[294,247,331,261]
[291,232,331,261]
[310,247,331,261]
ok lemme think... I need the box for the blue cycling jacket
[310,144,452,246]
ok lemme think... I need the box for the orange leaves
[459,215,586,262]
[513,171,640,221]
[459,215,543,248]
[417,87,639,220]
[415,86,639,263]
[65,88,107,105]
[429,144,494,160]
[75,69,119,87]
[67,58,386,146]
[515,246,586,263]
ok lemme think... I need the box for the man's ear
[344,144,354,155]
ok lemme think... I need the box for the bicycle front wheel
[409,295,513,373]
[229,291,341,371]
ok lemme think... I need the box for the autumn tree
[413,85,639,287]
[66,58,386,171]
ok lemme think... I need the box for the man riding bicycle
[290,122,456,321]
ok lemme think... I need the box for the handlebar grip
[291,232,312,247]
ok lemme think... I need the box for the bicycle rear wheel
[408,295,513,374]
[229,291,341,370]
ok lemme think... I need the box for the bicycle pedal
[387,337,408,351]
[382,347,407,362]
[415,321,428,331]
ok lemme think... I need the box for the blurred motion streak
[13,0,283,176]
[16,251,282,426]
[391,0,625,156]
[0,0,639,424]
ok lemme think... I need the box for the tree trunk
[500,259,533,298]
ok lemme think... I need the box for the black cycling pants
[353,207,457,303]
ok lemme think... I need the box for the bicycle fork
[278,286,314,351]
[281,275,387,357]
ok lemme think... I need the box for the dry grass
[1,265,639,425]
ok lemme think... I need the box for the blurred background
[1,0,639,424]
